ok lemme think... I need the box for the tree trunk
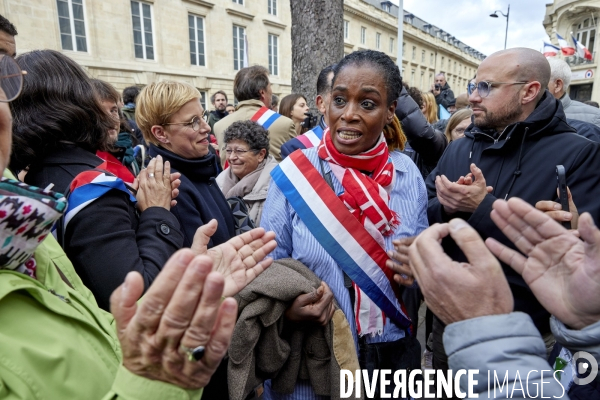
[290,0,344,108]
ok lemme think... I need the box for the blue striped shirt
[260,148,428,399]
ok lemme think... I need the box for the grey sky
[391,0,551,57]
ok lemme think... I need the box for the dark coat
[24,144,183,310]
[426,91,600,333]
[395,86,447,180]
[149,144,235,248]
[434,82,455,110]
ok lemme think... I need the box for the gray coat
[562,94,600,128]
[444,312,600,399]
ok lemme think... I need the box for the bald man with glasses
[422,47,600,379]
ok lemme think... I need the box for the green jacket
[0,172,202,400]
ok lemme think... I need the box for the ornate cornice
[262,19,286,29]
[182,0,214,8]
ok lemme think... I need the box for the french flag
[543,42,560,57]
[572,35,593,60]
[556,34,576,56]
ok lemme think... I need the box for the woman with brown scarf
[216,120,278,226]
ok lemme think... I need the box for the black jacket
[395,87,447,180]
[149,145,235,248]
[24,145,183,310]
[435,82,455,110]
[426,91,600,333]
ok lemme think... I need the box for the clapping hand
[191,220,277,297]
[111,250,238,389]
[486,198,600,330]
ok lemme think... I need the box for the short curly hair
[223,120,269,156]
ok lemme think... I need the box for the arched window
[575,17,596,55]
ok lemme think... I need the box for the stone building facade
[3,0,483,108]
[544,0,600,102]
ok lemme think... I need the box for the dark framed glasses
[0,54,25,102]
[467,80,529,98]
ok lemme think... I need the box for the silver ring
[148,173,155,178]
[180,345,205,362]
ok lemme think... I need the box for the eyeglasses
[162,115,201,131]
[224,147,255,156]
[0,54,26,103]
[467,81,529,98]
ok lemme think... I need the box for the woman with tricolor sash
[261,50,429,399]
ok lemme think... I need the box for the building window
[199,91,207,110]
[344,20,349,39]
[411,69,415,85]
[233,25,245,70]
[454,61,457,72]
[268,33,279,76]
[232,0,243,4]
[188,14,205,66]
[376,33,381,49]
[57,0,88,52]
[430,52,434,66]
[268,0,277,16]
[441,56,444,68]
[576,18,596,55]
[131,1,154,60]
[361,27,366,45]
[402,42,405,56]
[389,37,394,53]
[412,46,416,60]
[421,50,425,62]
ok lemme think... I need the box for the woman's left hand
[191,220,277,297]
[387,236,416,287]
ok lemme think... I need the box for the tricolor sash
[296,125,324,149]
[250,106,283,130]
[271,150,411,331]
[64,166,136,231]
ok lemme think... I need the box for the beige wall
[544,0,600,102]
[4,0,480,107]
[3,0,293,105]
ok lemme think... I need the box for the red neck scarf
[317,128,399,237]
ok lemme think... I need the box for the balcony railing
[566,52,596,66]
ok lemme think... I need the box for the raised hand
[191,220,277,297]
[408,219,513,325]
[487,197,600,330]
[110,249,238,389]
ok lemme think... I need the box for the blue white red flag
[572,36,593,60]
[557,34,576,56]
[251,106,283,130]
[271,150,412,333]
[64,168,136,231]
[296,125,324,149]
[543,42,560,57]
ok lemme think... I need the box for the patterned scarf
[317,128,399,239]
[317,128,400,336]
[0,178,66,278]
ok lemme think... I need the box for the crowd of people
[1,12,600,400]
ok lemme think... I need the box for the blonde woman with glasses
[136,81,236,249]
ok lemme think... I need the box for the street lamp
[490,4,510,49]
